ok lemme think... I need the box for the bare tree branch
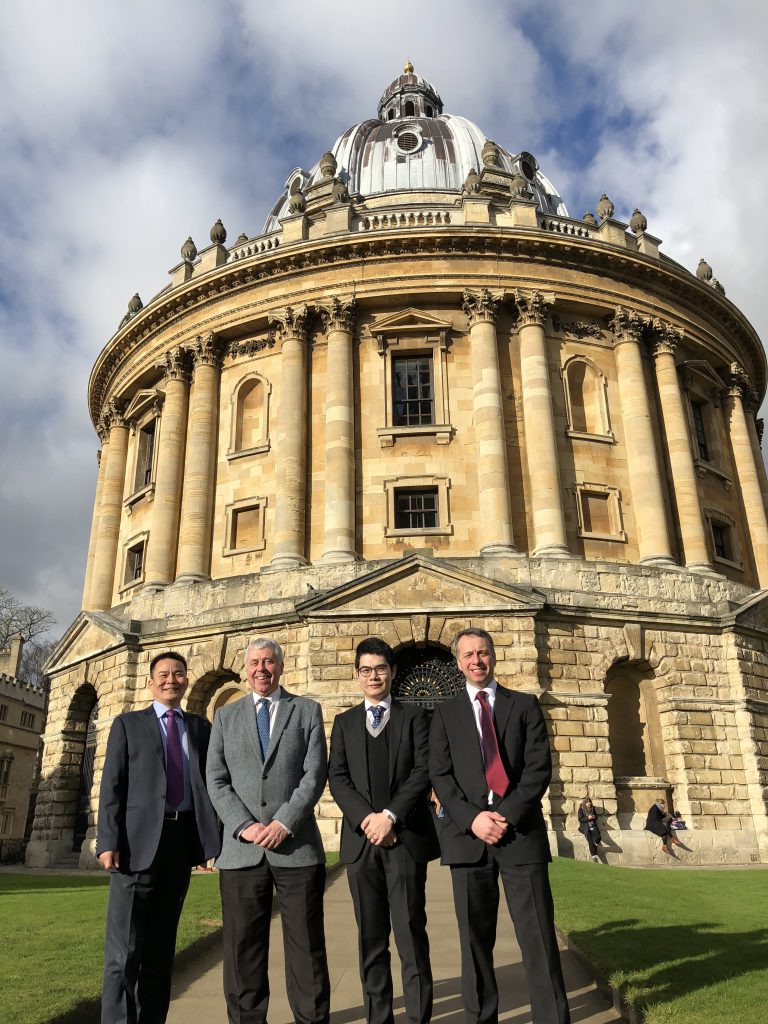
[0,586,56,651]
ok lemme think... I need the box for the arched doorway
[605,663,670,825]
[73,702,98,853]
[391,645,464,709]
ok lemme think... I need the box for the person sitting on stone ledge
[577,796,602,862]
[645,798,682,855]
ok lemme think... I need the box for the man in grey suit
[97,650,221,1024]
[207,637,330,1024]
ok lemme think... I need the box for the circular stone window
[397,130,420,153]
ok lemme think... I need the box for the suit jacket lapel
[185,714,201,784]
[458,688,485,773]
[244,694,264,765]
[492,684,514,739]
[388,702,404,784]
[347,703,369,796]
[264,692,296,767]
[140,706,165,767]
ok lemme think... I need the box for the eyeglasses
[358,666,390,678]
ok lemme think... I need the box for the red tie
[475,691,510,799]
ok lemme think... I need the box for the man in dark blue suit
[97,651,221,1024]
[429,628,570,1024]
[329,637,439,1024]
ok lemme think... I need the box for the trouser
[219,861,330,1024]
[450,852,571,1024]
[346,842,432,1024]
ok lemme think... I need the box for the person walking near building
[207,637,330,1024]
[329,637,439,1024]
[97,651,221,1024]
[429,627,570,1024]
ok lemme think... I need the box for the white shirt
[252,686,284,738]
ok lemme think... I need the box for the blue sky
[2,0,767,640]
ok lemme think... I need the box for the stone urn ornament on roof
[210,219,227,245]
[181,237,198,264]
[629,208,648,234]
[596,193,615,220]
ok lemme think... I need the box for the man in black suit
[429,628,570,1024]
[97,651,221,1024]
[329,637,439,1024]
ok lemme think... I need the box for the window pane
[392,356,434,426]
[394,488,439,530]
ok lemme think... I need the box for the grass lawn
[550,858,768,1024]
[0,871,222,1024]
[0,855,340,1024]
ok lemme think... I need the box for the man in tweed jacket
[207,637,330,1024]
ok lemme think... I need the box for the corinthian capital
[726,362,749,400]
[513,289,552,328]
[160,345,192,383]
[268,304,311,342]
[100,397,126,435]
[649,318,683,359]
[190,331,225,370]
[462,288,502,327]
[318,296,358,334]
[609,306,644,345]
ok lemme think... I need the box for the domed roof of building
[263,64,567,232]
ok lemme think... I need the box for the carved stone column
[144,347,191,588]
[176,333,224,581]
[319,298,358,563]
[87,400,128,610]
[462,289,516,556]
[727,365,768,585]
[650,323,712,571]
[515,289,569,557]
[611,308,674,565]
[270,306,310,569]
[744,388,768,513]
[81,444,106,608]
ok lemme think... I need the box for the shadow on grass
[567,916,768,1014]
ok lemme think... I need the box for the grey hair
[451,627,496,658]
[245,637,284,664]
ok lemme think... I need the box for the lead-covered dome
[263,64,567,231]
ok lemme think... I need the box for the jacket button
[261,801,267,807]
[262,773,268,780]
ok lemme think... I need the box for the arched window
[605,664,669,823]
[229,374,271,457]
[404,101,415,116]
[387,108,395,121]
[562,356,612,440]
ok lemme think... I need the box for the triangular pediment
[727,589,768,632]
[123,388,164,423]
[296,554,544,618]
[46,611,139,675]
[369,308,453,336]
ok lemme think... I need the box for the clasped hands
[361,811,397,847]
[240,819,289,850]
[471,810,508,845]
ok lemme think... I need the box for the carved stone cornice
[609,306,644,345]
[268,304,311,342]
[317,296,358,334]
[551,314,604,340]
[190,331,226,370]
[462,288,501,327]
[229,331,277,359]
[513,289,552,328]
[649,318,683,359]
[160,345,192,384]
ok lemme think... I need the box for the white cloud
[1,0,767,637]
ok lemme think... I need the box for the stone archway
[391,644,464,709]
[187,669,246,721]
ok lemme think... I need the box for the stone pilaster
[462,288,516,556]
[610,308,674,565]
[726,365,768,585]
[87,400,128,610]
[176,332,225,581]
[319,297,358,563]
[744,386,768,515]
[650,322,712,571]
[269,306,311,569]
[143,347,191,588]
[81,444,106,608]
[515,289,569,557]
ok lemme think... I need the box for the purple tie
[164,709,184,809]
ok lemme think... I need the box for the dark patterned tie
[257,699,271,759]
[475,691,510,799]
[370,705,384,729]
[164,709,184,808]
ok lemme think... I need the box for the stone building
[0,638,46,851]
[27,65,768,867]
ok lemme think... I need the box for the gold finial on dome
[403,60,414,73]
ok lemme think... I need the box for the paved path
[167,863,620,1024]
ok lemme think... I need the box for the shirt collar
[153,700,184,719]
[465,678,498,701]
[251,686,284,706]
[365,696,392,713]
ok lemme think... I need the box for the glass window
[394,488,439,530]
[392,356,434,426]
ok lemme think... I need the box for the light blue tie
[370,705,384,729]
[257,699,270,759]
